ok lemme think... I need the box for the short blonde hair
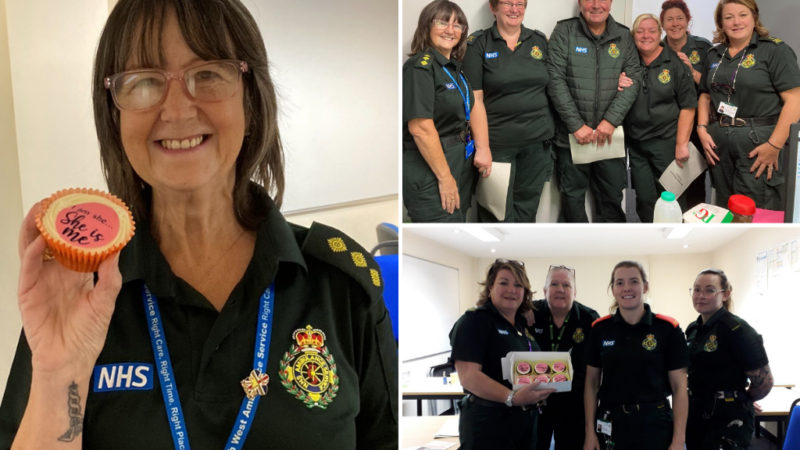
[631,13,663,38]
[713,0,769,46]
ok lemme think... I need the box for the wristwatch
[505,389,517,407]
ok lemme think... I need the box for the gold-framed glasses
[498,1,526,9]
[104,60,249,111]
[432,20,465,33]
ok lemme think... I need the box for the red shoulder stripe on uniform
[592,315,612,328]
[655,313,679,328]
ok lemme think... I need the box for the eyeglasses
[549,265,576,282]
[432,20,465,33]
[689,287,727,297]
[498,1,527,9]
[711,82,736,96]
[104,60,249,111]
[496,259,525,267]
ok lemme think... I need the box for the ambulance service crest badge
[642,334,657,351]
[704,335,718,352]
[689,51,700,65]
[280,325,339,409]
[608,43,620,59]
[659,69,671,84]
[531,46,543,60]
[742,54,756,68]
[573,328,585,343]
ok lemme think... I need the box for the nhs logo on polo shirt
[445,83,456,90]
[485,52,499,59]
[711,62,720,69]
[602,340,616,347]
[498,329,509,335]
[94,363,154,392]
[575,47,588,54]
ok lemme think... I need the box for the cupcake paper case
[36,188,135,273]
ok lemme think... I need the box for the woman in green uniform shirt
[685,269,773,450]
[450,260,555,449]
[697,0,800,211]
[584,261,689,450]
[404,0,476,222]
[461,0,554,223]
[624,14,697,222]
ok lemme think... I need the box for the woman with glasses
[584,261,689,450]
[450,259,556,449]
[623,14,697,222]
[1,0,397,448]
[685,269,772,450]
[697,0,800,211]
[526,265,599,450]
[460,0,554,223]
[404,0,475,222]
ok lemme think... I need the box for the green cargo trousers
[553,145,627,223]
[628,136,689,223]
[686,396,755,450]
[477,141,554,223]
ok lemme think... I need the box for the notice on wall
[756,251,768,293]
[792,238,800,272]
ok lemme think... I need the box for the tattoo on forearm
[745,365,774,402]
[57,382,83,442]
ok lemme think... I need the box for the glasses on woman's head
[496,258,525,267]
[104,60,249,111]
[498,1,526,9]
[689,287,726,297]
[432,20,465,33]
[549,264,575,275]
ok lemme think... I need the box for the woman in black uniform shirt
[404,0,476,222]
[450,260,555,449]
[685,269,773,450]
[584,261,689,450]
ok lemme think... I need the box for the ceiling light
[683,245,688,249]
[663,227,693,239]
[460,226,504,242]
[491,248,496,253]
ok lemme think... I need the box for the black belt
[602,399,669,414]
[403,133,463,151]
[689,389,748,401]
[468,394,528,410]
[709,112,779,128]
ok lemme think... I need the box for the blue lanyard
[441,66,470,122]
[142,282,275,450]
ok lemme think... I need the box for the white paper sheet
[476,162,511,220]
[658,143,707,198]
[434,418,460,438]
[569,127,625,164]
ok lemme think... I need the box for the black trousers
[458,397,538,450]
[536,391,586,450]
[594,402,674,450]
[686,396,755,450]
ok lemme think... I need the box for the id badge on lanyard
[441,66,473,159]
[718,102,738,119]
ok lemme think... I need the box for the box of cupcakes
[501,352,574,392]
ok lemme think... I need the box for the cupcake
[516,362,532,375]
[552,374,569,382]
[36,188,135,273]
[552,362,567,373]
[534,374,550,384]
[516,376,532,385]
[534,363,550,374]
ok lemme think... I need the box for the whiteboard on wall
[400,255,461,362]
[403,0,630,59]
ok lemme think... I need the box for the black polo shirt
[403,47,474,143]
[462,23,555,147]
[699,34,800,119]
[528,299,599,393]
[685,307,769,395]
[623,44,698,141]
[0,190,398,449]
[664,33,713,90]
[587,304,689,405]
[450,302,540,392]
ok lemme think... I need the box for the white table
[755,387,799,448]
[401,416,460,449]
[402,378,465,416]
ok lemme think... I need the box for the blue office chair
[371,222,398,256]
[784,398,800,449]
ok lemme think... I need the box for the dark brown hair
[477,262,536,313]
[607,260,649,313]
[712,0,769,46]
[93,0,284,229]
[696,268,734,312]
[408,0,469,61]
[660,0,692,27]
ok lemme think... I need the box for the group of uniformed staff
[449,260,773,450]
[403,0,800,223]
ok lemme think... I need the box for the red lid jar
[728,195,755,223]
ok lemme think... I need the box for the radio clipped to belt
[441,66,474,160]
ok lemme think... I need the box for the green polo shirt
[0,187,398,449]
[685,308,769,395]
[462,23,555,147]
[528,300,599,395]
[403,47,475,143]
[623,44,698,141]
[450,302,540,391]
[699,34,800,118]
[664,34,713,90]
[587,304,689,405]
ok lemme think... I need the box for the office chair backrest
[429,359,455,378]
[784,398,800,450]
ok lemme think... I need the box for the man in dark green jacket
[547,0,642,222]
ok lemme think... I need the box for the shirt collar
[697,307,727,328]
[427,46,459,70]
[489,22,533,43]
[541,299,582,321]
[484,300,526,330]
[613,303,654,326]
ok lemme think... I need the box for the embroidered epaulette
[693,35,712,46]
[592,315,612,327]
[467,30,483,46]
[301,222,384,304]
[534,29,547,40]
[655,313,679,328]
[761,36,784,45]
[415,52,434,69]
[720,314,742,332]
